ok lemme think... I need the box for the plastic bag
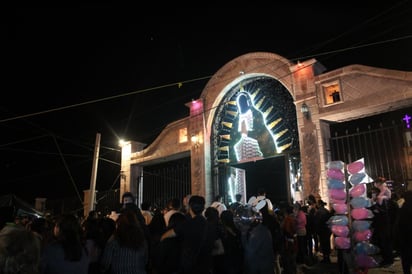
[326,161,344,170]
[355,254,381,268]
[329,189,347,201]
[354,242,380,255]
[353,229,373,242]
[335,236,351,249]
[328,178,346,189]
[349,184,366,198]
[333,203,348,214]
[327,168,345,181]
[350,197,371,209]
[351,208,374,220]
[349,172,366,185]
[352,220,371,231]
[331,225,349,237]
[328,215,349,226]
[347,159,364,174]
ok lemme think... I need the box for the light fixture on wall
[191,133,199,149]
[301,102,310,119]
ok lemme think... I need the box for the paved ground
[297,251,403,274]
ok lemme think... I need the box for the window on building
[179,128,188,143]
[323,82,342,105]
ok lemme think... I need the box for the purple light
[403,114,411,128]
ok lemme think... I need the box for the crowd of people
[0,185,411,274]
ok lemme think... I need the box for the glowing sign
[403,114,411,128]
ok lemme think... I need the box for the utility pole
[89,132,101,212]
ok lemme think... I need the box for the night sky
[2,4,412,203]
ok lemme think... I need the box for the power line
[1,34,411,126]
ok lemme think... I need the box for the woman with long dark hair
[100,208,148,274]
[40,214,89,274]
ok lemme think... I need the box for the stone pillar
[290,59,322,202]
[120,141,146,201]
[188,99,209,203]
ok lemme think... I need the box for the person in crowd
[397,190,412,274]
[100,208,149,274]
[147,206,167,273]
[157,212,187,274]
[229,193,244,213]
[370,178,397,267]
[0,224,41,274]
[210,195,227,217]
[281,205,298,274]
[180,194,192,215]
[205,206,226,274]
[220,210,243,274]
[119,192,151,253]
[15,213,31,229]
[140,201,153,225]
[293,202,307,265]
[306,198,318,260]
[29,217,54,251]
[40,214,89,274]
[248,187,274,213]
[314,200,332,263]
[121,192,135,209]
[119,192,144,222]
[163,198,182,227]
[161,195,215,274]
[82,217,104,274]
[261,200,283,274]
[234,205,275,274]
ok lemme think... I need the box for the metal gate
[141,157,191,210]
[330,112,410,194]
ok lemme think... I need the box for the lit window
[323,82,342,105]
[179,128,188,143]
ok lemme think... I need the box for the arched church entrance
[211,75,301,206]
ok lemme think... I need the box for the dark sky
[2,4,412,203]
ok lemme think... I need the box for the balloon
[328,215,348,226]
[353,229,373,242]
[352,220,371,231]
[331,225,349,237]
[327,168,345,181]
[335,237,351,249]
[349,173,366,185]
[328,178,346,189]
[350,197,371,209]
[347,159,364,174]
[349,184,366,198]
[329,189,347,200]
[333,203,348,214]
[355,254,381,268]
[326,161,344,170]
[351,208,374,220]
